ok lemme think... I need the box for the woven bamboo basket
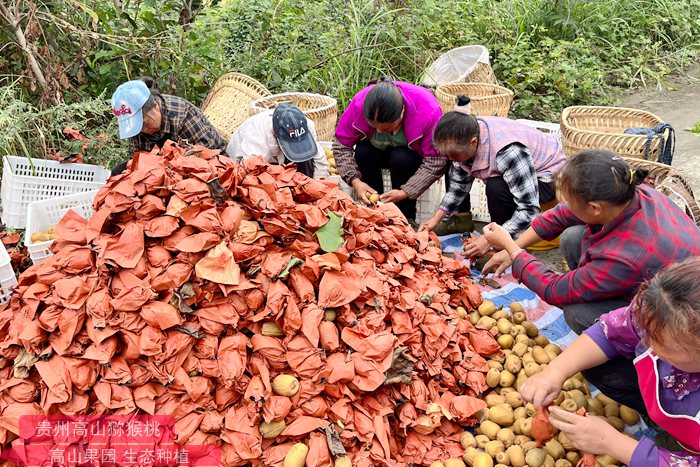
[250,92,338,142]
[201,73,271,140]
[435,83,514,117]
[560,106,667,160]
[623,157,700,227]
[422,45,498,87]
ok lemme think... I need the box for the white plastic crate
[0,242,17,305]
[516,119,562,140]
[470,178,491,223]
[25,190,99,265]
[330,170,444,224]
[1,156,110,229]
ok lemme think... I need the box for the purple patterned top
[584,306,700,467]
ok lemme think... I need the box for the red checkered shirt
[512,184,700,305]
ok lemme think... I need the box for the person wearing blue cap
[110,77,227,175]
[226,104,329,178]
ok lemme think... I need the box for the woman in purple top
[520,257,700,466]
[332,78,446,223]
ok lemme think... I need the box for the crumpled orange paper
[0,147,497,466]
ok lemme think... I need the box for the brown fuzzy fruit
[607,416,625,432]
[499,371,516,388]
[489,404,515,426]
[480,420,501,439]
[525,448,546,467]
[566,452,581,465]
[619,405,640,425]
[533,334,550,347]
[485,440,506,457]
[505,392,524,408]
[472,453,493,467]
[507,445,526,467]
[487,368,501,388]
[476,434,490,449]
[545,439,565,460]
[262,322,285,336]
[497,428,516,448]
[272,375,300,396]
[460,431,477,449]
[495,452,510,466]
[604,403,620,418]
[531,347,551,365]
[479,300,499,316]
[259,420,286,438]
[560,399,578,412]
[284,443,309,467]
[498,334,515,349]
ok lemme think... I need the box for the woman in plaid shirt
[483,150,700,413]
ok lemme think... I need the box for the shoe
[433,213,474,236]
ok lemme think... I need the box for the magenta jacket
[335,81,442,158]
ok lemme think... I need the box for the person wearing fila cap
[226,104,330,179]
[110,77,227,175]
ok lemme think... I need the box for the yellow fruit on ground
[284,443,309,467]
[259,420,286,438]
[272,374,300,396]
[262,322,285,337]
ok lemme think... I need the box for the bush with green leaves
[1,0,699,165]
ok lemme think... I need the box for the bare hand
[380,189,408,204]
[548,406,623,455]
[482,223,517,250]
[481,250,512,277]
[352,180,377,206]
[463,235,490,259]
[520,367,568,408]
[419,214,442,233]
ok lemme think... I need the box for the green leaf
[316,213,344,253]
[98,63,113,75]
[278,257,303,280]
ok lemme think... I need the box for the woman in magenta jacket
[332,78,446,223]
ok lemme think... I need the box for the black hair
[363,78,404,123]
[635,256,700,346]
[139,76,160,112]
[559,149,649,205]
[432,95,480,157]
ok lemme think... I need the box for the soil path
[621,67,700,192]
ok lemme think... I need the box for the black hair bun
[139,76,158,91]
[456,95,471,106]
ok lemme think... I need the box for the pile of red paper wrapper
[0,142,501,466]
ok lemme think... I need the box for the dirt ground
[620,66,700,192]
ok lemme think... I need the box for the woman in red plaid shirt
[482,149,700,413]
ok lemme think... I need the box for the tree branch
[0,1,47,89]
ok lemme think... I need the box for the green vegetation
[1,0,699,168]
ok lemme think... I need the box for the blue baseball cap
[272,104,318,163]
[111,80,151,139]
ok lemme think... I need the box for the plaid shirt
[439,143,546,236]
[513,184,700,306]
[128,94,227,156]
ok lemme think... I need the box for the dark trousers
[559,225,647,415]
[484,176,556,225]
[355,141,422,220]
[112,161,128,176]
